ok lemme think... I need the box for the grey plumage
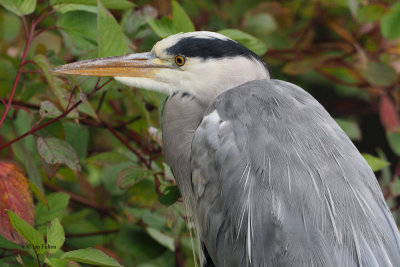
[163,79,400,267]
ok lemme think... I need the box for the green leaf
[37,137,81,171]
[362,153,390,172]
[51,0,134,10]
[39,101,62,118]
[172,0,195,32]
[158,186,181,206]
[97,0,127,57]
[357,4,388,23]
[218,29,267,56]
[381,2,400,40]
[387,131,400,156]
[361,61,397,87]
[117,167,155,188]
[86,151,131,165]
[57,11,98,50]
[0,0,36,16]
[391,177,400,195]
[3,12,22,43]
[61,248,123,267]
[148,17,179,38]
[47,219,65,254]
[0,234,20,249]
[44,257,68,267]
[142,210,166,230]
[34,54,54,88]
[335,118,361,141]
[64,122,89,160]
[35,193,70,225]
[146,227,175,251]
[346,0,359,18]
[244,13,277,37]
[8,211,46,254]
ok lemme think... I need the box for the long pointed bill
[52,52,171,78]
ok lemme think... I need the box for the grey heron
[53,31,400,267]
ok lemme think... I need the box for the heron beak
[52,52,170,78]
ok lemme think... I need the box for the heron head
[53,31,269,103]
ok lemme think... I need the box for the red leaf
[0,162,35,245]
[379,94,400,132]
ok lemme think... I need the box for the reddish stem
[34,25,58,38]
[0,79,112,151]
[100,118,151,169]
[0,16,34,128]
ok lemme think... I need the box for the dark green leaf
[97,0,127,57]
[361,61,396,87]
[391,177,400,196]
[127,179,158,206]
[158,186,180,206]
[146,227,175,251]
[51,0,134,10]
[0,0,36,16]
[357,4,388,23]
[64,122,89,160]
[86,151,131,165]
[347,0,359,18]
[39,101,62,118]
[142,210,166,230]
[148,17,179,38]
[0,234,20,249]
[35,193,70,225]
[44,257,68,267]
[218,29,267,56]
[387,131,400,156]
[362,153,390,172]
[57,11,97,50]
[8,211,46,254]
[335,118,361,141]
[381,2,400,40]
[117,167,155,188]
[61,248,123,267]
[244,13,277,37]
[172,0,195,32]
[37,137,81,171]
[3,12,22,43]
[47,218,65,254]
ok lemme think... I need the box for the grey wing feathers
[190,79,400,267]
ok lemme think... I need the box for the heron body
[54,31,400,266]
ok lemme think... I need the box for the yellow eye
[175,55,185,66]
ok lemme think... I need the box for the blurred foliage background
[0,0,400,266]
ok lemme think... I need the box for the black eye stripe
[166,37,268,69]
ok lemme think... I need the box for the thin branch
[34,5,52,22]
[316,69,362,87]
[96,91,107,113]
[33,9,56,27]
[33,248,41,267]
[34,25,58,38]
[21,15,29,40]
[21,70,42,74]
[0,22,34,128]
[0,79,112,151]
[44,183,111,213]
[100,118,151,169]
[0,99,39,109]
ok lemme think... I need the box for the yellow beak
[52,52,171,78]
